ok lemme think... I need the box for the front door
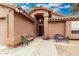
[38,21,44,36]
[35,13,44,36]
[36,19,44,36]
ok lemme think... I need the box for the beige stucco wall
[0,5,9,44]
[0,18,7,45]
[0,4,35,46]
[0,5,8,17]
[48,21,66,38]
[14,12,35,44]
[0,5,15,45]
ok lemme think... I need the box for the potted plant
[42,35,49,40]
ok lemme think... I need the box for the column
[44,13,49,37]
[32,16,37,37]
[66,21,71,37]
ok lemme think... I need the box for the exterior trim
[49,16,79,22]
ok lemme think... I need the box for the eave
[49,16,79,22]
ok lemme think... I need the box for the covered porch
[48,16,79,39]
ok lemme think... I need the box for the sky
[17,3,73,16]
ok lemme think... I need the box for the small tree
[72,3,79,15]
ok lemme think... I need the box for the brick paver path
[31,39,57,56]
[0,38,57,56]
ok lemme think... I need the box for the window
[71,21,79,34]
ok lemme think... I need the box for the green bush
[21,35,28,46]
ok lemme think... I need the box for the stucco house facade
[29,7,79,39]
[0,4,35,47]
[0,3,79,47]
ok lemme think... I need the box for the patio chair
[64,36,69,43]
[54,34,69,43]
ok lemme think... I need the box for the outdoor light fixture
[39,19,42,22]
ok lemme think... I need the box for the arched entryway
[29,7,51,37]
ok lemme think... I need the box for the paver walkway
[1,38,78,56]
[0,38,58,56]
[31,39,57,56]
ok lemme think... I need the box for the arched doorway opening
[35,13,44,36]
[29,7,52,37]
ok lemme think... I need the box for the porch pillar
[44,13,49,37]
[32,16,37,37]
[66,21,71,37]
[34,18,37,37]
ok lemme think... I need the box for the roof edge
[0,3,35,22]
